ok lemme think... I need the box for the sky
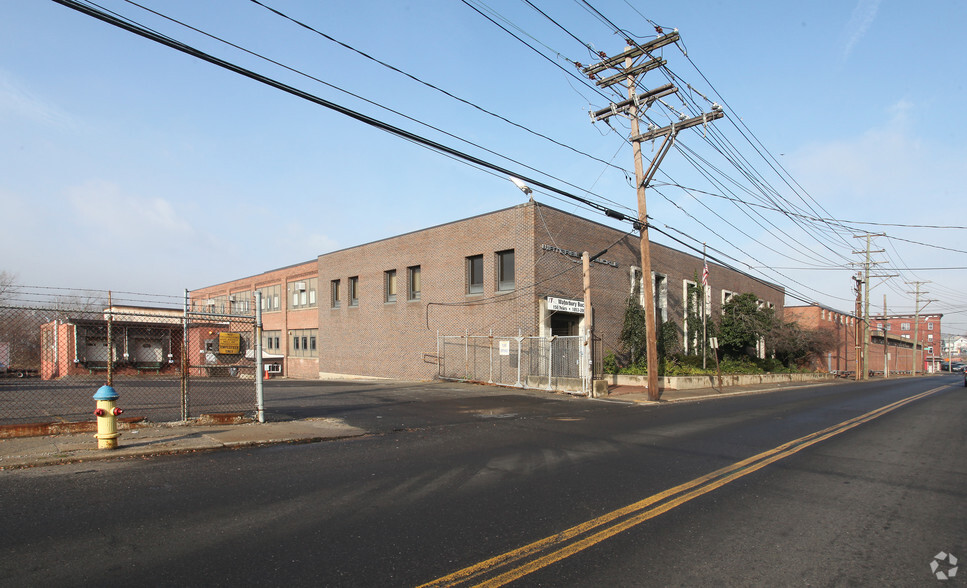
[2,0,966,333]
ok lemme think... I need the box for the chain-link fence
[437,333,592,393]
[0,295,259,425]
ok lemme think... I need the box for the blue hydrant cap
[93,385,119,401]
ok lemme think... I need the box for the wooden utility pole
[852,234,887,379]
[853,273,863,381]
[883,294,889,378]
[583,32,722,400]
[582,251,593,397]
[906,281,931,376]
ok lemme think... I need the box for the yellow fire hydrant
[93,385,123,450]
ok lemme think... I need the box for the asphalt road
[2,376,964,586]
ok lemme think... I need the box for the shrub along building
[190,201,785,382]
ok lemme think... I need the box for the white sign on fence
[499,340,511,356]
[546,296,585,314]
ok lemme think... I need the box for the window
[349,277,359,307]
[901,322,911,331]
[630,266,667,322]
[204,295,228,314]
[331,279,341,308]
[928,322,934,330]
[497,249,515,291]
[257,285,281,313]
[408,265,421,301]
[467,255,483,294]
[230,292,251,314]
[385,270,397,303]
[289,329,318,358]
[654,272,668,322]
[288,278,317,310]
[928,334,934,342]
[262,330,281,352]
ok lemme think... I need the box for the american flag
[702,262,709,286]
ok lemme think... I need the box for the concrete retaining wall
[604,372,837,390]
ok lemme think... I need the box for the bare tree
[0,271,17,302]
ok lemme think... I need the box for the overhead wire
[56,0,648,233]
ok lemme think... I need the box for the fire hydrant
[93,385,123,450]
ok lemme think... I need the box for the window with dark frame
[349,276,359,307]
[331,279,340,308]
[408,266,421,301]
[497,249,515,291]
[385,270,397,303]
[467,255,483,294]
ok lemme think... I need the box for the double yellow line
[420,385,948,587]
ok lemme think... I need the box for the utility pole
[852,234,891,379]
[582,251,593,397]
[853,273,862,381]
[883,294,889,378]
[583,31,722,400]
[906,281,931,376]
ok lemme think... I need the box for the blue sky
[2,0,966,333]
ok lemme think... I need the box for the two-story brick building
[191,201,785,380]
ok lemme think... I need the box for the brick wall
[191,202,789,381]
[190,260,319,378]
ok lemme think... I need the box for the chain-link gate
[0,297,259,425]
[437,333,590,394]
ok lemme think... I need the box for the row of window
[330,266,422,308]
[262,329,317,357]
[328,250,517,308]
[468,250,515,294]
[198,279,319,315]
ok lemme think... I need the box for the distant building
[870,313,943,359]
[191,201,785,381]
[785,304,922,374]
[40,305,183,380]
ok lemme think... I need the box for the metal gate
[437,332,591,394]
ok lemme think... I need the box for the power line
[53,0,644,229]
[246,0,629,174]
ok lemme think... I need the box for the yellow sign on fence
[218,332,241,355]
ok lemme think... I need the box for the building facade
[786,304,924,374]
[192,202,785,381]
[870,313,943,359]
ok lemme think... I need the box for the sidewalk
[0,417,366,470]
[605,378,843,404]
[0,379,843,470]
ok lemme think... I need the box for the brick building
[870,313,943,359]
[191,201,785,380]
[785,304,923,374]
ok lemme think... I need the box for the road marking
[419,385,949,587]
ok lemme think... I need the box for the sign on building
[546,296,585,314]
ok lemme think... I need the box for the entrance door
[550,314,581,336]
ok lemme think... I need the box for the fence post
[547,336,554,391]
[106,291,113,387]
[181,289,190,421]
[465,328,469,380]
[488,329,494,384]
[254,291,265,423]
[515,328,523,388]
